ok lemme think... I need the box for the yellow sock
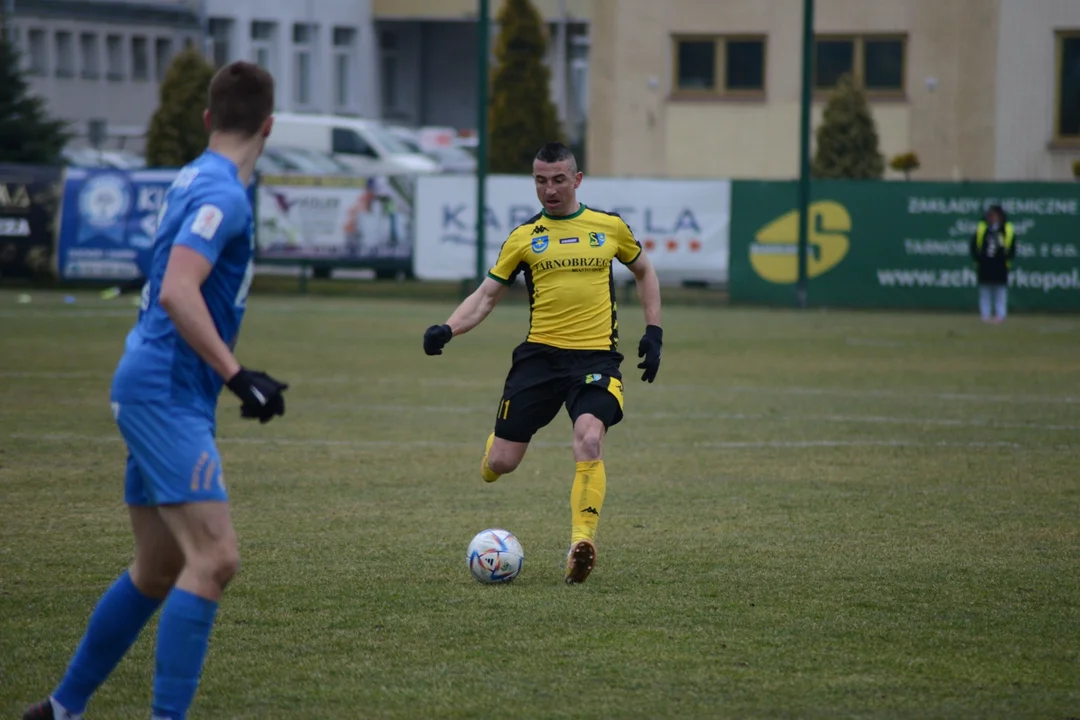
[481,432,501,483]
[570,460,606,544]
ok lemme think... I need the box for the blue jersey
[111,151,255,418]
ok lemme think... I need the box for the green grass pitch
[1,288,1078,719]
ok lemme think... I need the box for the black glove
[637,325,663,383]
[424,324,453,355]
[226,368,288,424]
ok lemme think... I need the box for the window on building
[1057,31,1080,140]
[207,17,232,68]
[332,27,357,111]
[55,31,74,77]
[155,37,173,81]
[251,21,277,76]
[131,36,148,80]
[80,32,99,79]
[726,38,765,91]
[27,28,47,75]
[380,30,398,113]
[106,34,124,80]
[293,23,316,108]
[672,36,766,96]
[814,35,906,93]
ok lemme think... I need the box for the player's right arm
[423,232,523,355]
[447,277,510,336]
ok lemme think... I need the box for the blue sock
[53,570,162,714]
[151,588,218,720]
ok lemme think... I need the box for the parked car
[258,146,355,175]
[62,147,147,169]
[387,126,477,174]
[267,113,441,176]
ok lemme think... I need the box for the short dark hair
[535,142,577,171]
[208,61,275,137]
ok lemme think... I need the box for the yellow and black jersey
[487,204,642,351]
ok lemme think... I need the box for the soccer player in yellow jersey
[422,142,662,584]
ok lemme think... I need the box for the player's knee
[214,546,241,587]
[573,420,604,461]
[189,544,240,589]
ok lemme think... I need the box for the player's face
[533,159,582,216]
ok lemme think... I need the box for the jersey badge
[191,204,224,240]
[531,235,549,253]
[589,232,606,247]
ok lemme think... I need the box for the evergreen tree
[0,21,69,164]
[488,0,563,174]
[812,74,884,179]
[145,45,215,168]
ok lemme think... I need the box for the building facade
[9,0,202,146]
[202,0,379,120]
[8,0,379,149]
[587,0,1080,181]
[373,0,590,142]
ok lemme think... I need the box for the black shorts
[493,342,625,443]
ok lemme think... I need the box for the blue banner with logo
[56,168,177,281]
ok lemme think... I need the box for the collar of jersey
[541,203,587,221]
[205,149,240,177]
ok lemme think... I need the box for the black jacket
[970,219,1015,286]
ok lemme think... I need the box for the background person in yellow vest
[969,205,1015,324]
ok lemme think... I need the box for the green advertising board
[729,180,1080,311]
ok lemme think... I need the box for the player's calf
[481,433,528,481]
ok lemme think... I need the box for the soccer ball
[466,528,524,584]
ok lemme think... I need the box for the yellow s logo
[749,201,851,283]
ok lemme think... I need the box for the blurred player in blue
[24,61,287,720]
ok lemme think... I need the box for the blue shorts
[113,401,227,506]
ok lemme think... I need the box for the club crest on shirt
[589,232,605,247]
[532,235,549,253]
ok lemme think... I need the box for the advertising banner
[0,163,64,279]
[56,168,176,281]
[256,174,412,262]
[414,174,730,283]
[729,180,1080,311]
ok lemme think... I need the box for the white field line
[5,433,1040,451]
[3,397,1076,431]
[3,371,1079,406]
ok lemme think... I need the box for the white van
[267,113,441,175]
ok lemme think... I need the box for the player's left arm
[618,222,663,383]
[160,200,245,382]
[626,250,661,328]
[162,195,288,422]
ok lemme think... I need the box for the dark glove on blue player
[227,368,288,424]
[424,324,453,355]
[637,325,663,383]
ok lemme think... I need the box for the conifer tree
[0,20,69,164]
[812,73,884,179]
[145,46,215,168]
[488,0,563,174]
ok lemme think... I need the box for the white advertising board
[414,174,730,283]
